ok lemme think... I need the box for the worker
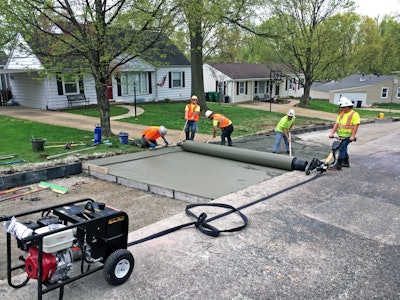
[140,126,169,148]
[184,95,201,140]
[205,110,234,146]
[328,97,360,170]
[272,109,296,154]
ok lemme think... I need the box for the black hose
[127,171,324,247]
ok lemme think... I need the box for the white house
[4,33,191,110]
[203,63,304,104]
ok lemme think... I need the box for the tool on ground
[0,159,25,166]
[178,119,188,144]
[305,137,353,175]
[0,186,28,195]
[46,146,96,160]
[0,154,19,160]
[289,132,292,157]
[38,181,68,194]
[0,186,49,202]
[0,198,133,300]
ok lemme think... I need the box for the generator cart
[0,198,134,300]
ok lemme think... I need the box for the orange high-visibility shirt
[213,114,232,128]
[185,103,200,121]
[142,126,161,140]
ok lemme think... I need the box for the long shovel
[178,119,188,144]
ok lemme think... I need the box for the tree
[0,0,178,136]
[231,0,356,104]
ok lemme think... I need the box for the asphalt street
[1,120,399,300]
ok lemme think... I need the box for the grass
[2,99,399,168]
[69,102,330,136]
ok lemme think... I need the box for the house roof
[208,63,299,80]
[312,74,395,92]
[24,29,190,71]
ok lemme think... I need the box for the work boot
[328,158,343,171]
[190,132,195,140]
[343,156,350,168]
[185,131,190,141]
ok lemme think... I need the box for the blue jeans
[272,131,289,153]
[337,138,351,159]
[185,121,198,140]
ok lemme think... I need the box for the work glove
[149,143,156,148]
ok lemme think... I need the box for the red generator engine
[1,198,134,300]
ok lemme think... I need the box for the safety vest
[142,126,161,140]
[276,115,295,133]
[337,110,359,137]
[185,103,200,121]
[213,114,232,128]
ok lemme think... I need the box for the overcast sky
[353,0,400,18]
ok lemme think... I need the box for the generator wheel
[103,249,134,285]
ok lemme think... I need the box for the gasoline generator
[0,198,134,300]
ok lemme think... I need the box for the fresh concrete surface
[1,121,399,300]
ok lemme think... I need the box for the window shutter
[79,79,84,93]
[148,72,152,94]
[168,72,172,88]
[56,73,63,95]
[116,76,122,96]
[182,72,185,87]
[236,82,239,95]
[245,82,248,94]
[215,80,218,91]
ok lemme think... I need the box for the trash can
[224,95,230,103]
[213,92,220,102]
[119,132,129,145]
[207,92,214,102]
[94,126,102,144]
[31,139,45,152]
[356,100,362,108]
[205,93,209,102]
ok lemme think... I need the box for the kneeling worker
[205,110,234,146]
[141,126,169,148]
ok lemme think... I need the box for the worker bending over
[205,110,234,146]
[141,126,169,148]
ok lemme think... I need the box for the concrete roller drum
[179,142,308,171]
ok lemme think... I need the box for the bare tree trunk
[189,20,207,112]
[94,74,112,137]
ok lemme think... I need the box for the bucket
[119,132,129,145]
[378,113,384,119]
[31,139,45,152]
[94,126,102,144]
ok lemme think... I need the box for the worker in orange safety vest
[140,126,169,148]
[328,97,360,170]
[184,95,201,140]
[205,110,234,146]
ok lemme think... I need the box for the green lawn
[1,99,399,168]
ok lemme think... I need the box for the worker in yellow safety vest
[205,110,234,146]
[328,97,360,170]
[184,95,201,140]
[272,109,296,154]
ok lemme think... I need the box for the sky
[353,0,400,18]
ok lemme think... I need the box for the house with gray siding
[310,74,400,107]
[4,33,191,110]
[203,63,304,104]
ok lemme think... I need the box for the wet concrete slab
[83,145,287,201]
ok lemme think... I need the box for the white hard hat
[159,126,167,135]
[340,97,353,107]
[191,95,198,100]
[287,109,295,117]
[205,110,213,118]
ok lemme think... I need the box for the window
[381,87,388,98]
[397,87,400,98]
[171,72,183,88]
[63,74,80,94]
[120,72,148,95]
[239,82,245,94]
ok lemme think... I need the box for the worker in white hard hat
[139,125,169,148]
[184,95,201,140]
[205,110,234,146]
[272,109,296,154]
[328,98,360,170]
